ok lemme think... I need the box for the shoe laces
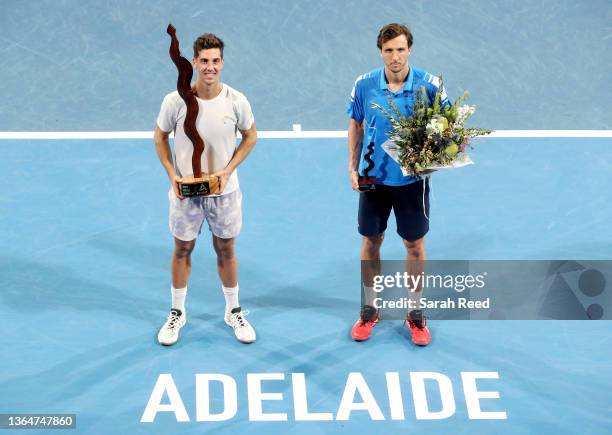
[408,317,426,330]
[228,310,250,329]
[165,310,182,330]
[360,305,378,325]
[408,310,426,329]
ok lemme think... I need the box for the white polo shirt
[156,84,254,196]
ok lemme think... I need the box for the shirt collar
[380,67,414,93]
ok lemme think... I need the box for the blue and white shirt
[347,67,451,186]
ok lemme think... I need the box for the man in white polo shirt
[154,32,257,345]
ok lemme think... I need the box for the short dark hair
[377,23,413,49]
[193,33,224,58]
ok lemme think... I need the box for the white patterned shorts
[168,188,242,241]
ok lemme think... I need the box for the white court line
[0,130,610,140]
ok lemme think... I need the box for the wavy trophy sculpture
[167,24,220,196]
[358,141,377,191]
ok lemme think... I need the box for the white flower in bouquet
[425,116,446,135]
[456,104,476,126]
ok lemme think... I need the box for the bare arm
[212,122,258,193]
[348,118,364,192]
[154,125,183,198]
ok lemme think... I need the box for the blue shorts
[358,179,430,241]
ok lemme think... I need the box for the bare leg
[172,237,196,288]
[212,236,237,287]
[403,236,426,314]
[361,233,385,306]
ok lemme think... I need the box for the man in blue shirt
[347,23,450,346]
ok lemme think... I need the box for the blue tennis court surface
[2,0,611,432]
[1,136,611,433]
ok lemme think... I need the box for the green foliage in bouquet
[371,78,491,176]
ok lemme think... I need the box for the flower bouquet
[372,79,491,177]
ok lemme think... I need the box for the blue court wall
[1,0,610,131]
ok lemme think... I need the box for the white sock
[171,286,187,313]
[363,285,376,307]
[222,285,240,312]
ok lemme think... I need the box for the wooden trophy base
[179,175,221,197]
[358,176,377,192]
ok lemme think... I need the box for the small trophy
[167,24,220,197]
[358,141,377,191]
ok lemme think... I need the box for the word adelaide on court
[141,371,506,423]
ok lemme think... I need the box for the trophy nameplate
[358,141,377,191]
[179,175,221,197]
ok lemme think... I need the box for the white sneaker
[158,308,186,346]
[224,307,256,343]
